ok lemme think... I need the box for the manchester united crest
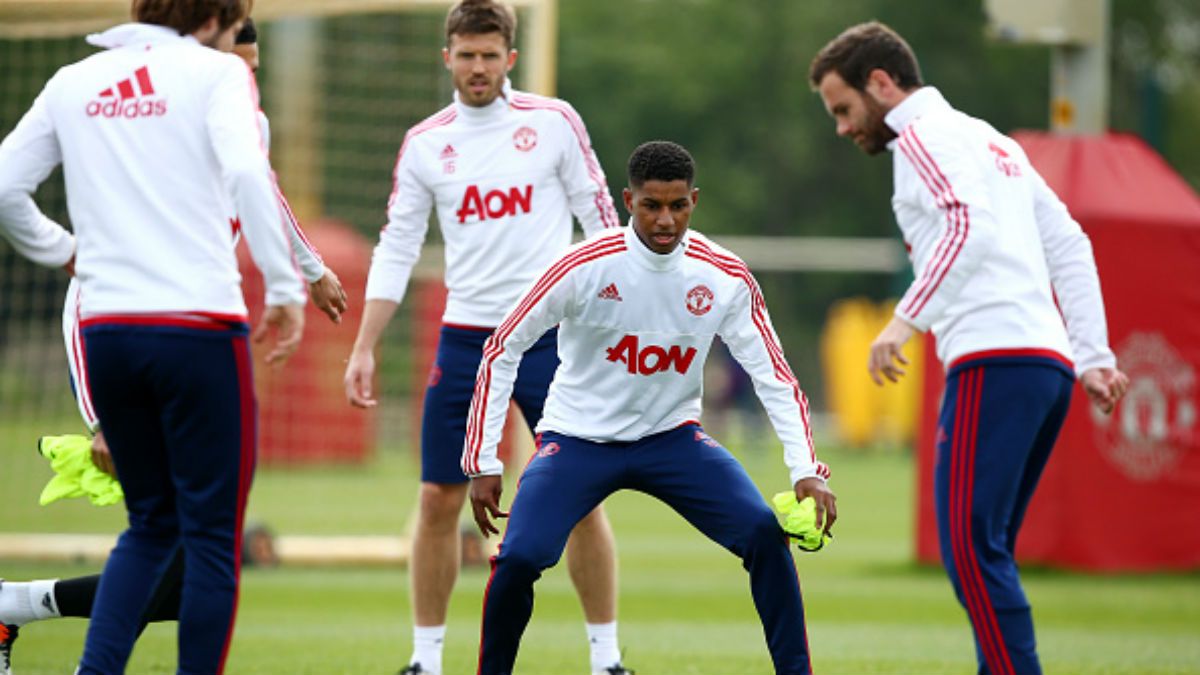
[1092,332,1196,481]
[513,126,538,152]
[686,285,714,316]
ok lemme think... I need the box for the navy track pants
[477,424,812,675]
[78,322,256,675]
[935,355,1073,675]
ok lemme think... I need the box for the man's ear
[191,15,220,43]
[864,68,897,101]
[622,187,633,213]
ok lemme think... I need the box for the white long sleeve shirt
[365,80,619,326]
[0,23,305,320]
[85,22,325,284]
[462,226,830,486]
[885,87,1116,374]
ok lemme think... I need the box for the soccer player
[0,0,307,672]
[809,22,1129,675]
[464,140,835,675]
[342,1,627,673]
[0,17,344,674]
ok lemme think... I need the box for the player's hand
[794,476,837,535]
[90,430,116,478]
[63,255,76,277]
[309,269,348,324]
[868,316,916,386]
[469,474,508,538]
[1080,367,1129,415]
[253,303,305,366]
[343,348,378,408]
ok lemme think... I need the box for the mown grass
[3,439,1198,674]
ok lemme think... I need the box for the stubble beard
[861,95,897,156]
[459,74,503,108]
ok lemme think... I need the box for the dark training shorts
[420,324,560,484]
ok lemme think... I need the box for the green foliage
[559,0,1051,240]
[557,0,1199,234]
[1110,0,1200,186]
[551,0,1199,408]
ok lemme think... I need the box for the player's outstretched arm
[469,475,508,538]
[794,476,837,536]
[715,260,829,489]
[309,268,348,323]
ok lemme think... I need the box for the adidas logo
[440,144,458,160]
[101,65,155,99]
[86,66,167,119]
[597,283,622,301]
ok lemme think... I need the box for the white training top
[462,226,829,487]
[365,80,620,327]
[0,22,305,321]
[885,87,1116,374]
[57,32,326,432]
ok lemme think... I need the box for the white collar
[453,78,513,122]
[883,86,945,151]
[884,86,951,137]
[86,23,195,50]
[624,220,688,272]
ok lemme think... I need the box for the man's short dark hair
[445,0,517,48]
[627,141,695,189]
[809,21,923,92]
[133,0,250,35]
[235,17,256,45]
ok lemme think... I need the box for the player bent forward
[463,141,837,675]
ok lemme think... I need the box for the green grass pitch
[3,442,1198,674]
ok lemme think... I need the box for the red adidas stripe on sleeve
[462,233,626,474]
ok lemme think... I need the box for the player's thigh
[152,331,253,527]
[633,425,774,553]
[420,327,488,484]
[501,432,619,568]
[957,364,1070,525]
[82,328,175,527]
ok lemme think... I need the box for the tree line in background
[550,0,1198,396]
[560,0,1199,243]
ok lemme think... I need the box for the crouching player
[463,141,837,675]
